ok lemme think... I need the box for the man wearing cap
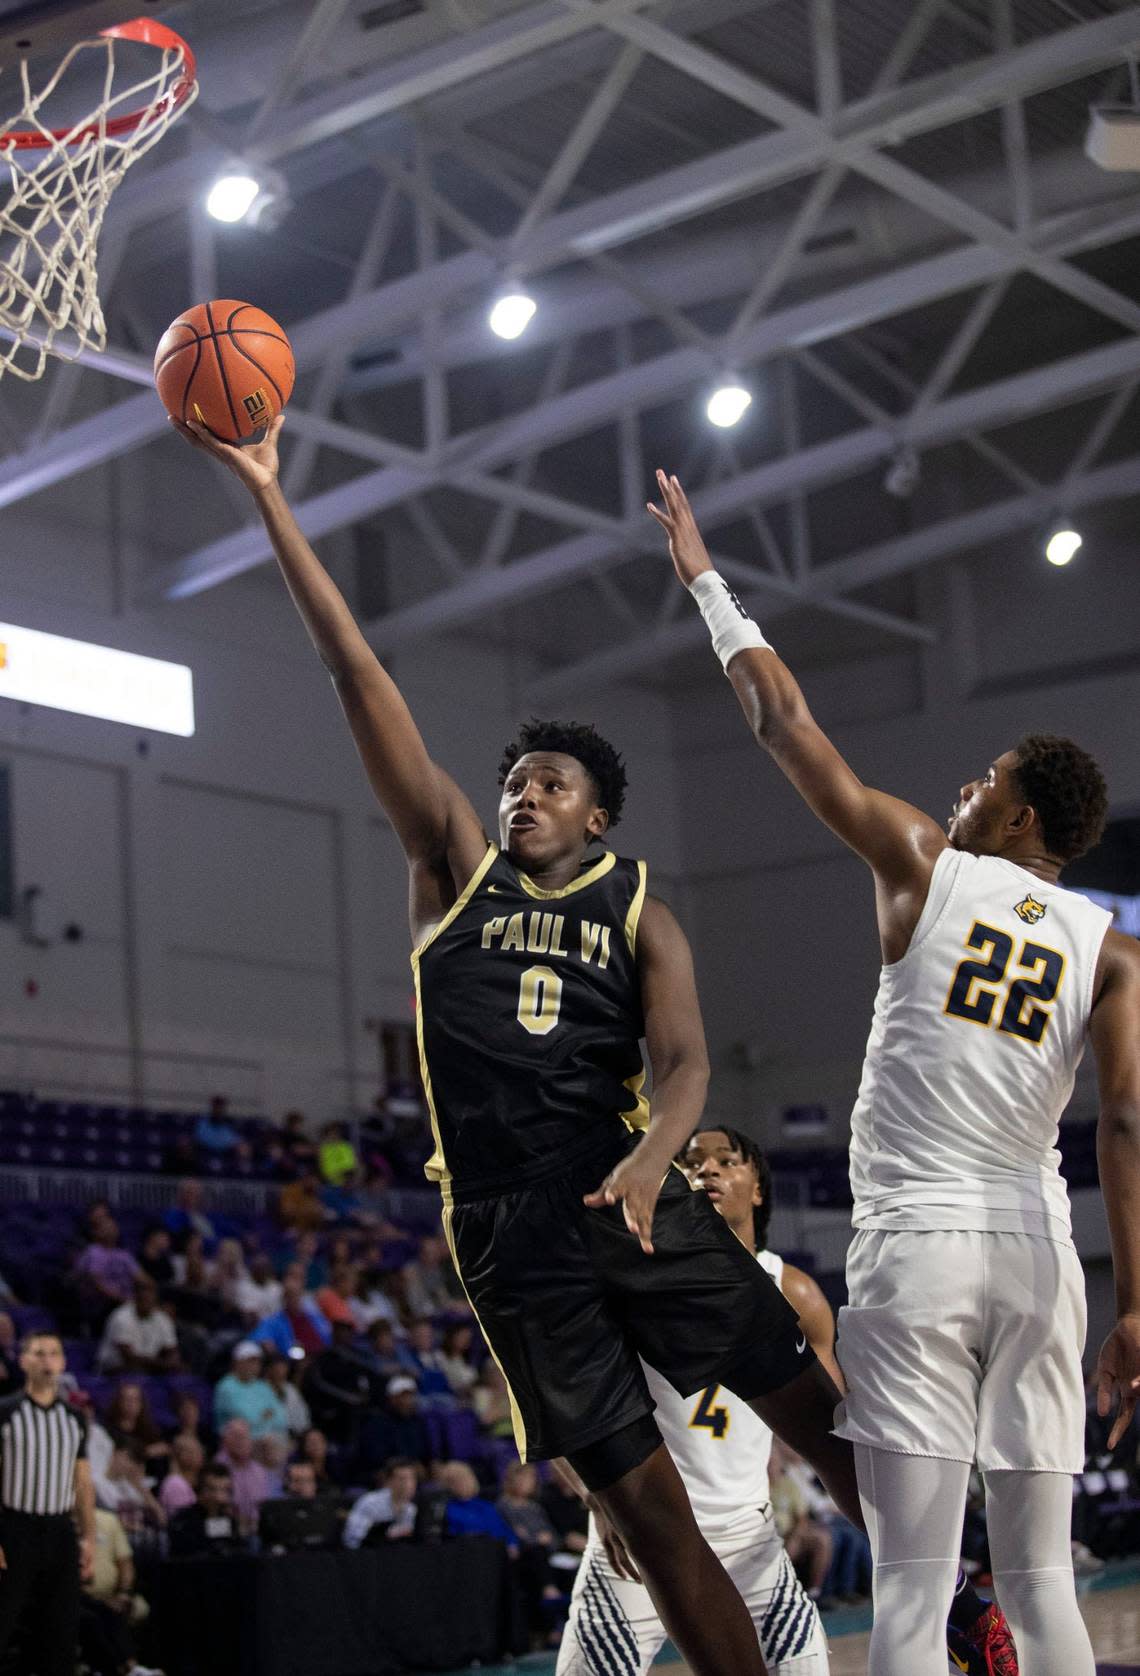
[213,1342,288,1441]
[360,1375,432,1471]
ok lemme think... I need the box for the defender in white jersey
[557,1129,835,1676]
[651,472,1140,1676]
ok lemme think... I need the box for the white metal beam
[148,199,1140,599]
[528,452,1140,698]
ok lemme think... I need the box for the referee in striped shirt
[0,1330,94,1676]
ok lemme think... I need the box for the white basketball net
[0,28,197,380]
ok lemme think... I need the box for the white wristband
[688,571,771,672]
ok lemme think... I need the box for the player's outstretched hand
[583,1141,670,1255]
[646,469,714,588]
[1095,1312,1140,1448]
[168,412,284,496]
[588,1498,642,1583]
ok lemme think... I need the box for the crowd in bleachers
[0,1092,1131,1670]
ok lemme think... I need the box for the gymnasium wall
[0,485,682,1118]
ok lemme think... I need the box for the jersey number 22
[945,920,1064,1046]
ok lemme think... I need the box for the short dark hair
[1012,735,1108,864]
[383,1456,417,1479]
[203,1462,231,1482]
[691,1126,774,1251]
[499,719,627,831]
[20,1329,62,1353]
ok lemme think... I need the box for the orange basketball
[154,299,295,443]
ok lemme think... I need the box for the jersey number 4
[944,920,1065,1045]
[690,1385,730,1439]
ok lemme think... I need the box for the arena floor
[822,1577,1140,1674]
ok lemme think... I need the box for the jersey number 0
[944,920,1065,1045]
[517,965,563,1036]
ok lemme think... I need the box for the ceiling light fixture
[1045,523,1082,566]
[489,289,537,341]
[706,381,752,428]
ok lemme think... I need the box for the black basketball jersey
[413,843,650,1199]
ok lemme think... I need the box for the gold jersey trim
[516,849,617,899]
[440,1201,530,1462]
[413,842,498,960]
[624,859,647,957]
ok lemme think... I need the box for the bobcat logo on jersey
[1014,893,1047,925]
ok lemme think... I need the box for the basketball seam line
[154,328,291,373]
[178,335,203,424]
[205,299,241,439]
[224,333,286,412]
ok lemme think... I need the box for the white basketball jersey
[849,848,1112,1241]
[640,1249,784,1539]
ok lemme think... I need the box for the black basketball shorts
[441,1135,813,1461]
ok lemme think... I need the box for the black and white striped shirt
[0,1391,88,1515]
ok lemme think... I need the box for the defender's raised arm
[648,470,945,960]
[172,416,486,927]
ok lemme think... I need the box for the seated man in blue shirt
[440,1461,517,1550]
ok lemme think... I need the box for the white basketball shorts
[556,1515,828,1676]
[834,1227,1087,1473]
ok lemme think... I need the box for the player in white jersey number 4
[650,472,1140,1676]
[557,1128,1016,1676]
[556,1127,834,1676]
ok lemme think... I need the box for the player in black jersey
[174,414,868,1676]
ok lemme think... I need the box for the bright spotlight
[489,291,537,341]
[1045,526,1082,567]
[206,173,261,224]
[706,382,753,428]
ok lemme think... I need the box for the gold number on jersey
[517,964,563,1036]
[944,921,1065,1046]
[689,1385,730,1440]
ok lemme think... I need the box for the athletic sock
[947,1569,989,1635]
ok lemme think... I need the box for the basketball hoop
[0,17,197,381]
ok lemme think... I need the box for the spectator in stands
[265,1352,311,1441]
[168,1462,246,1557]
[439,1462,517,1547]
[172,1390,211,1455]
[498,1460,556,1549]
[304,1320,373,1445]
[278,1167,329,1235]
[472,1362,515,1443]
[105,1380,171,1469]
[137,1225,175,1290]
[214,1238,251,1314]
[160,1435,204,1518]
[213,1341,288,1441]
[437,1322,478,1400]
[539,1464,589,1559]
[163,1179,218,1249]
[401,1233,468,1319]
[98,1444,167,1550]
[214,1418,272,1536]
[404,1318,454,1404]
[98,1275,181,1374]
[344,1458,419,1548]
[315,1262,359,1330]
[255,1264,332,1358]
[170,1230,214,1294]
[318,1121,359,1187]
[234,1253,282,1327]
[358,1319,410,1387]
[80,1506,159,1676]
[194,1095,240,1159]
[0,1311,22,1399]
[359,1375,432,1471]
[350,1264,399,1333]
[770,1441,832,1604]
[279,1111,318,1177]
[298,1426,344,1492]
[75,1209,142,1322]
